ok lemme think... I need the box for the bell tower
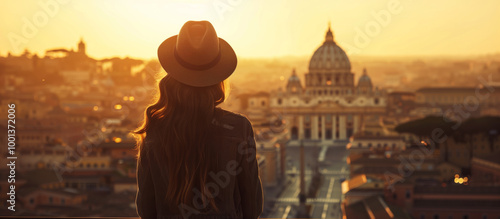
[78,37,86,56]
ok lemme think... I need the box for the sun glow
[1,0,499,59]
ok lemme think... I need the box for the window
[49,196,53,204]
[482,214,487,219]
[291,127,298,140]
[421,214,425,219]
[93,163,98,168]
[434,214,439,219]
[261,100,266,106]
[61,198,65,205]
[277,98,282,105]
[326,129,332,139]
[305,129,311,139]
[358,143,362,148]
[326,115,332,122]
[374,98,379,104]
[405,190,411,199]
[30,198,34,204]
[463,215,469,219]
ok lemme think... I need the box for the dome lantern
[287,68,303,94]
[308,24,351,72]
[357,68,373,94]
[324,22,334,43]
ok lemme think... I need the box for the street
[265,144,349,219]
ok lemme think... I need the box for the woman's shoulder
[213,108,252,131]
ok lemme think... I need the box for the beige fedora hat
[158,20,237,87]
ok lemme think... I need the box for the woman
[134,21,263,219]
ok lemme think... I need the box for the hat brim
[158,35,237,87]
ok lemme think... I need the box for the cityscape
[2,1,500,219]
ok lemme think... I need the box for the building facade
[270,25,387,146]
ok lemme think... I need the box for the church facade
[270,26,387,146]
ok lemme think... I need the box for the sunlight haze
[1,0,499,59]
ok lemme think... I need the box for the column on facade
[312,115,319,140]
[286,115,294,139]
[332,114,337,140]
[339,115,347,140]
[321,115,326,141]
[353,115,360,134]
[298,114,304,140]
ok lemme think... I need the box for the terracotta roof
[413,199,500,210]
[417,86,500,93]
[414,185,500,195]
[474,152,500,166]
[352,166,399,175]
[99,141,136,149]
[23,169,61,186]
[350,157,400,165]
[388,91,415,96]
[344,195,412,219]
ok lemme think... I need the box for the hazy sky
[1,0,499,59]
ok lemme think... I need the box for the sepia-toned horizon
[1,0,500,59]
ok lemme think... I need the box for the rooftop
[413,199,500,210]
[344,195,411,219]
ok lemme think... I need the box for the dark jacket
[136,108,264,219]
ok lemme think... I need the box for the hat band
[174,47,222,71]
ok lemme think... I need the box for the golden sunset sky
[1,0,499,59]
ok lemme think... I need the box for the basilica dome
[358,68,373,88]
[308,26,351,72]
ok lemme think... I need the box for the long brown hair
[134,73,227,212]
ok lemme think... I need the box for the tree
[454,116,500,157]
[395,116,457,161]
[395,116,456,138]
